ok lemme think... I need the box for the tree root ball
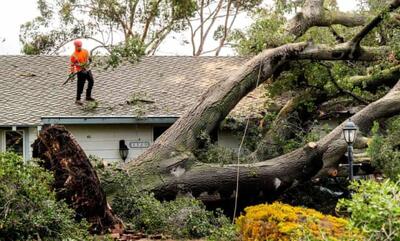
[32,125,124,234]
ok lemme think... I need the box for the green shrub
[0,152,90,241]
[207,221,239,241]
[281,122,325,154]
[92,156,238,239]
[165,198,233,239]
[113,186,230,239]
[337,179,400,240]
[368,118,400,181]
[89,155,129,197]
[120,191,168,234]
[96,165,228,239]
[197,144,239,165]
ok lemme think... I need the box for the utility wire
[232,64,263,222]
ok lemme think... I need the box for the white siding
[0,124,242,163]
[64,124,153,162]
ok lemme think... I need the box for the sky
[0,0,358,56]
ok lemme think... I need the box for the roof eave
[41,116,179,125]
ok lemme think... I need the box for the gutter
[41,116,179,125]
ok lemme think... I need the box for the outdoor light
[343,119,358,144]
[342,119,358,180]
[119,140,129,162]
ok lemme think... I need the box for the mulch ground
[104,230,203,241]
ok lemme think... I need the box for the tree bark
[129,41,387,170]
[250,89,328,161]
[152,79,400,200]
[129,0,400,170]
[286,0,366,39]
[32,126,124,234]
[349,64,400,92]
[121,0,400,202]
[131,42,308,167]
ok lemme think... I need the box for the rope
[232,64,263,222]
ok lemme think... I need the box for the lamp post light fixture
[342,119,358,180]
[119,140,129,162]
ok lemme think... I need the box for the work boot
[86,97,96,101]
[75,100,83,105]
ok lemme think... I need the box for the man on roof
[70,40,95,105]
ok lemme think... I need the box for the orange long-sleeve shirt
[70,49,90,73]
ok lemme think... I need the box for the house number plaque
[129,141,150,148]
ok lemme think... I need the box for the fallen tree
[31,0,400,227]
[151,79,400,200]
[127,0,400,173]
[131,0,399,168]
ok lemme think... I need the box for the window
[5,131,24,156]
[153,126,170,141]
[210,128,218,143]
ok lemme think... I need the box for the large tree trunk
[32,126,124,234]
[123,0,400,201]
[151,80,400,200]
[130,0,397,166]
[130,42,385,169]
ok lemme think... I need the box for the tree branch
[50,36,109,55]
[186,17,197,56]
[349,64,400,91]
[215,0,238,56]
[141,0,162,42]
[329,26,345,43]
[286,0,366,39]
[319,62,370,104]
[349,0,400,58]
[195,0,224,56]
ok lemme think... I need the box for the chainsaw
[62,62,91,86]
[62,72,78,86]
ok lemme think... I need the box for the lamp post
[119,140,129,162]
[342,119,358,181]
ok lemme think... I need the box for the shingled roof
[0,55,267,126]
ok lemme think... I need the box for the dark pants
[76,70,94,100]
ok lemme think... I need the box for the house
[0,55,267,162]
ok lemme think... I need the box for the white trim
[24,129,29,162]
[1,130,4,153]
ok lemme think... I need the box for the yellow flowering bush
[236,202,364,241]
